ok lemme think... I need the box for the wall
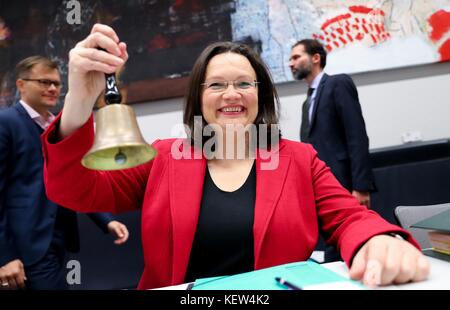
[132,61,450,149]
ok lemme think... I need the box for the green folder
[192,261,365,290]
[422,248,450,262]
[412,209,450,261]
[411,209,450,233]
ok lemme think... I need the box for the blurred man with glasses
[0,56,130,290]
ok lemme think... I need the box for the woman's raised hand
[60,24,128,138]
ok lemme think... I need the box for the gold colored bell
[81,72,157,170]
[82,104,157,170]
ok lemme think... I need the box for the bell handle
[98,47,122,105]
[104,73,122,104]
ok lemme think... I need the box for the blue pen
[275,277,302,290]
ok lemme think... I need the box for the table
[325,256,450,290]
[153,256,450,290]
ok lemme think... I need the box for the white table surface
[324,256,450,290]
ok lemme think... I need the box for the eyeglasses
[201,80,259,93]
[22,78,63,89]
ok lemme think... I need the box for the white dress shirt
[19,100,55,130]
[308,71,325,121]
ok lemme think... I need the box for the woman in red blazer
[42,24,429,289]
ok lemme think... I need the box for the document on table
[191,260,365,290]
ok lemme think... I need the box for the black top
[184,162,256,282]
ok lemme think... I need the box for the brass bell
[81,73,157,170]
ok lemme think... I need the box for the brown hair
[292,39,327,69]
[183,41,281,148]
[15,56,59,79]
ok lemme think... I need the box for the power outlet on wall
[401,131,423,144]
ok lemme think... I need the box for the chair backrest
[394,203,450,248]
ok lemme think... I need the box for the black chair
[370,139,450,224]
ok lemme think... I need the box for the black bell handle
[98,47,122,104]
[104,73,122,104]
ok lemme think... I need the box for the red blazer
[42,115,418,289]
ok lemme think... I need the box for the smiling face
[16,63,61,113]
[201,52,258,129]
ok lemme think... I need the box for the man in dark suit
[0,56,129,290]
[289,39,376,261]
